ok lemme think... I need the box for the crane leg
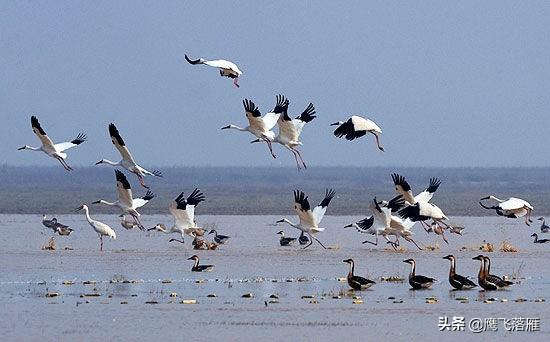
[285,146,301,170]
[291,147,307,170]
[263,139,276,158]
[311,234,327,249]
[136,173,150,189]
[99,235,103,251]
[169,238,185,244]
[56,156,72,171]
[233,78,239,88]
[373,133,384,152]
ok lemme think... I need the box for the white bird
[185,54,243,87]
[76,204,116,251]
[479,195,533,226]
[222,98,283,159]
[331,116,384,151]
[92,170,155,229]
[251,95,316,170]
[391,173,441,205]
[95,123,162,189]
[18,116,87,171]
[276,189,336,249]
[148,189,206,243]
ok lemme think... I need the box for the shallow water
[1,214,549,341]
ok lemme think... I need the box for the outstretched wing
[311,189,336,225]
[391,173,415,204]
[31,116,55,150]
[132,190,155,209]
[55,133,87,152]
[115,170,134,208]
[169,189,205,228]
[109,123,136,163]
[355,216,374,233]
[414,177,441,203]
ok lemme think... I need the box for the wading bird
[252,95,316,170]
[18,116,86,171]
[148,189,206,243]
[185,54,243,87]
[76,204,116,251]
[92,170,155,229]
[222,98,283,159]
[403,259,435,289]
[187,255,214,272]
[276,231,297,246]
[331,116,384,151]
[95,123,162,188]
[531,233,550,244]
[343,258,376,291]
[208,229,230,244]
[42,215,73,236]
[442,255,476,290]
[479,195,533,226]
[276,189,336,249]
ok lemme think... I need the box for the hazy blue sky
[1,1,549,168]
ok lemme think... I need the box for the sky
[1,1,549,168]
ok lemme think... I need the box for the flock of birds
[20,54,548,289]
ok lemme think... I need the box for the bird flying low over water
[222,97,283,159]
[92,170,155,230]
[95,123,162,189]
[149,188,206,243]
[331,116,384,151]
[479,195,533,226]
[276,189,336,249]
[185,54,243,87]
[252,95,317,170]
[18,116,87,171]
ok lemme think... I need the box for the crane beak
[17,146,26,150]
[275,219,285,223]
[330,122,340,126]
[343,224,353,228]
[94,160,103,165]
[92,200,100,204]
[221,125,231,130]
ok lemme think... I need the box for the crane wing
[311,189,336,225]
[109,123,136,164]
[54,133,87,152]
[115,170,134,208]
[30,116,55,150]
[414,177,441,203]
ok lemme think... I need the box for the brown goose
[442,255,476,290]
[403,259,435,289]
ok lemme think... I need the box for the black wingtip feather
[31,116,46,135]
[296,103,316,123]
[320,189,336,208]
[391,173,412,191]
[115,170,131,189]
[142,191,156,201]
[109,123,126,146]
[187,188,205,206]
[333,118,363,140]
[293,190,311,211]
[426,177,441,193]
[398,203,420,220]
[387,195,405,212]
[71,133,87,145]
[357,216,374,230]
[272,94,289,115]
[243,99,261,117]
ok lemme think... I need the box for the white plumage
[185,54,243,87]
[76,204,116,251]
[479,195,533,225]
[18,116,87,171]
[331,115,384,151]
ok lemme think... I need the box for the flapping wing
[55,133,87,152]
[391,173,415,204]
[169,189,205,227]
[414,177,441,203]
[292,103,316,137]
[311,189,335,225]
[355,216,374,232]
[31,116,55,150]
[115,170,134,208]
[109,123,136,163]
[133,191,155,209]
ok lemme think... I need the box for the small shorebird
[42,215,73,236]
[119,214,139,230]
[76,204,116,251]
[403,259,435,289]
[331,116,384,151]
[531,233,550,244]
[276,231,297,246]
[442,255,476,290]
[187,255,214,272]
[95,123,162,188]
[537,217,550,233]
[18,116,86,171]
[208,229,230,244]
[479,195,533,226]
[276,189,336,249]
[343,258,376,291]
[185,54,243,87]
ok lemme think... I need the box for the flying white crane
[95,123,162,189]
[276,189,336,249]
[251,95,316,170]
[92,170,155,229]
[391,173,441,205]
[76,204,116,251]
[185,54,243,87]
[222,97,283,158]
[479,195,533,226]
[148,188,206,243]
[18,116,87,171]
[331,115,384,151]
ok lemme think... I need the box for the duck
[119,214,139,230]
[42,215,73,236]
[208,229,230,244]
[531,233,550,244]
[442,255,476,290]
[538,217,550,233]
[403,259,435,289]
[472,255,497,290]
[277,231,297,246]
[187,255,214,272]
[483,256,513,288]
[343,258,376,290]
